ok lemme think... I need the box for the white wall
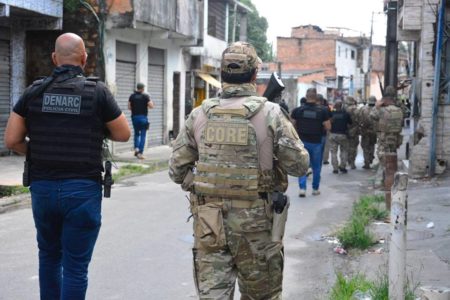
[104,28,188,136]
[335,40,358,94]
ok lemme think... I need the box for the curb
[0,158,169,215]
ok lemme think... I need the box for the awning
[198,73,221,89]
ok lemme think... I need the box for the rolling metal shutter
[147,47,165,146]
[0,29,10,154]
[113,41,136,154]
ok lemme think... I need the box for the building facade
[0,0,63,154]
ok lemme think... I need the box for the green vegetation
[112,162,168,182]
[229,0,273,61]
[330,272,418,300]
[337,195,388,250]
[0,185,29,198]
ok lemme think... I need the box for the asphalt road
[0,154,372,300]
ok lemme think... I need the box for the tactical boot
[350,163,356,169]
[362,163,371,169]
[332,169,339,174]
[339,167,348,174]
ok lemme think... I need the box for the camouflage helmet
[384,86,397,98]
[221,41,259,75]
[345,96,356,105]
[368,96,377,104]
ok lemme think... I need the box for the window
[338,46,341,57]
[351,50,355,60]
[345,48,348,59]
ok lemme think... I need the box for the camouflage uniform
[169,42,309,300]
[344,96,360,169]
[359,96,377,169]
[370,92,403,166]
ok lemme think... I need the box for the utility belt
[193,193,268,209]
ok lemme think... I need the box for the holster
[271,194,290,242]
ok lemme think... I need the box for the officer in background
[128,82,154,159]
[317,94,332,165]
[169,41,309,299]
[291,88,331,197]
[329,100,352,174]
[359,96,378,169]
[4,33,130,299]
[370,86,403,167]
[344,96,360,169]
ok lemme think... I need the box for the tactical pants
[329,133,348,170]
[361,133,377,166]
[191,195,283,300]
[322,132,330,163]
[347,135,360,167]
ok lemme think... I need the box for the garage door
[113,41,136,154]
[0,29,10,154]
[147,47,165,146]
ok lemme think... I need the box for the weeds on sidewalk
[330,271,418,300]
[0,186,29,198]
[112,162,168,182]
[337,195,388,250]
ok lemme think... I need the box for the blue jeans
[298,141,323,190]
[132,115,148,154]
[31,179,102,300]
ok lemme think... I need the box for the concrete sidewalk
[0,145,172,187]
[0,145,172,213]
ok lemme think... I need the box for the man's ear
[51,52,58,66]
[81,52,88,69]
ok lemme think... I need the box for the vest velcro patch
[205,121,248,145]
[42,93,82,115]
[303,110,318,119]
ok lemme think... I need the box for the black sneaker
[323,161,330,165]
[339,167,348,174]
[332,170,339,174]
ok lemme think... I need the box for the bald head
[52,33,87,68]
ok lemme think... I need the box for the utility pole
[366,11,374,99]
[384,1,398,91]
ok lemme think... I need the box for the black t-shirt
[331,109,352,134]
[129,92,150,116]
[291,103,330,143]
[13,69,122,182]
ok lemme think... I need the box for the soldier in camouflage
[370,86,403,166]
[359,96,377,169]
[169,41,309,299]
[344,96,360,169]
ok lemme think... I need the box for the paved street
[0,155,371,299]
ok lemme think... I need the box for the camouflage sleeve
[168,109,200,185]
[370,107,380,122]
[270,106,310,177]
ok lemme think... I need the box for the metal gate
[113,41,136,154]
[0,29,10,154]
[147,47,165,146]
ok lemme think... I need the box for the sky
[250,0,387,47]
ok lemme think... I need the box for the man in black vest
[4,33,130,299]
[291,88,331,197]
[128,82,154,159]
[329,100,352,174]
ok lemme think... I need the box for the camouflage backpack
[378,105,403,134]
[193,96,274,200]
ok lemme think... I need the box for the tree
[229,0,273,61]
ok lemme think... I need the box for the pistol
[103,161,114,198]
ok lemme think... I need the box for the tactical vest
[378,105,403,134]
[194,97,273,200]
[360,106,376,134]
[296,105,323,136]
[331,110,348,134]
[26,76,104,168]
